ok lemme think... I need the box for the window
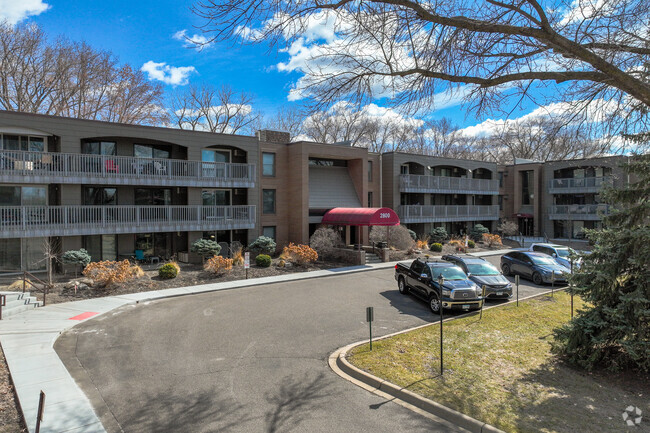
[134,144,170,159]
[82,141,116,155]
[521,170,534,205]
[368,160,373,181]
[498,172,504,188]
[498,195,503,211]
[0,186,46,206]
[202,149,230,163]
[84,235,117,262]
[263,189,276,214]
[84,187,117,206]
[400,164,409,175]
[263,226,276,241]
[0,135,44,152]
[135,188,171,206]
[262,152,276,176]
[368,192,373,207]
[202,189,230,206]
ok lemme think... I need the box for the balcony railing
[0,150,256,188]
[0,205,256,238]
[398,205,499,223]
[548,176,612,194]
[548,204,609,220]
[399,174,499,194]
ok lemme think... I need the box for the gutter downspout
[379,153,383,207]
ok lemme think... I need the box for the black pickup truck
[395,258,483,314]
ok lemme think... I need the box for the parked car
[500,251,569,286]
[528,243,581,270]
[395,258,483,314]
[441,254,512,299]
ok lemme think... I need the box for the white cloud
[141,61,196,86]
[173,29,213,51]
[0,0,50,24]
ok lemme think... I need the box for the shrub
[407,229,417,240]
[483,233,503,247]
[191,239,221,261]
[255,254,272,267]
[448,239,467,253]
[231,247,244,266]
[309,227,342,259]
[469,224,490,242]
[468,239,476,248]
[249,236,276,255]
[82,260,143,287]
[204,255,233,275]
[61,248,91,276]
[430,243,443,252]
[282,243,318,265]
[369,225,415,251]
[158,263,179,279]
[429,226,448,244]
[415,239,429,250]
[497,220,519,237]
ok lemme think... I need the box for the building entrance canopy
[321,207,400,226]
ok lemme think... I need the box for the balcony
[399,174,499,194]
[548,176,612,194]
[0,150,256,188]
[0,205,256,238]
[398,205,499,223]
[548,204,609,220]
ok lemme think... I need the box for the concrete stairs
[365,253,382,264]
[0,291,42,319]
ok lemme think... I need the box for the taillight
[395,264,399,269]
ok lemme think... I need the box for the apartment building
[382,152,500,236]
[0,111,258,272]
[498,160,544,236]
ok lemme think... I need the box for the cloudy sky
[2,0,578,136]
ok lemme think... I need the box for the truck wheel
[502,264,511,276]
[398,277,409,294]
[532,272,543,286]
[429,294,441,314]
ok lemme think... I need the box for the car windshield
[555,248,572,257]
[530,255,557,265]
[466,263,500,276]
[431,266,467,280]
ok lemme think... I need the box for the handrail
[548,176,612,189]
[399,174,499,192]
[23,270,50,306]
[397,205,499,220]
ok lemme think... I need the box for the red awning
[321,207,400,226]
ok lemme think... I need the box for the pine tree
[552,154,650,372]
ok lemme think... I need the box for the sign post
[35,391,45,433]
[366,307,374,350]
[515,275,519,307]
[479,285,486,320]
[551,271,555,298]
[244,252,250,279]
[437,274,444,376]
[570,257,574,318]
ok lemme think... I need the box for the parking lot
[54,253,562,433]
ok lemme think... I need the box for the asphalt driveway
[54,255,556,433]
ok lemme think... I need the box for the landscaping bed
[348,292,650,433]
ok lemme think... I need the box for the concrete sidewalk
[1,249,513,433]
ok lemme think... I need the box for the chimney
[256,129,291,144]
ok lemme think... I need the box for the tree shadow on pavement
[119,388,252,433]
[265,372,332,433]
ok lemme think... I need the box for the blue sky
[4,0,558,133]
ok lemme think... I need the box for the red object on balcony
[321,207,400,226]
[105,160,119,172]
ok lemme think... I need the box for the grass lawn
[348,292,650,433]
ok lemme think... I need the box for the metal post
[551,271,555,298]
[35,391,45,433]
[23,271,26,294]
[0,294,5,320]
[570,258,574,318]
[366,307,374,350]
[480,285,486,320]
[437,275,444,376]
[515,275,519,306]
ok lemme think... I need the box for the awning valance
[321,207,400,226]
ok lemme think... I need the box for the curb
[329,288,568,433]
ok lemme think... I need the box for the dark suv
[442,254,512,299]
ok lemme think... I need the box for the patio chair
[105,159,119,172]
[153,161,167,175]
[134,249,145,263]
[218,242,230,257]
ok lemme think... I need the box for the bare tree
[169,83,260,134]
[0,22,166,125]
[262,106,307,139]
[194,0,650,145]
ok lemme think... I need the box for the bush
[469,224,490,242]
[249,236,276,255]
[430,243,443,252]
[309,227,342,259]
[482,233,503,247]
[497,220,519,237]
[232,247,244,266]
[281,243,318,265]
[61,248,91,276]
[468,239,476,248]
[158,263,179,279]
[429,226,448,244]
[415,239,429,250]
[255,254,272,267]
[448,239,467,253]
[369,225,415,251]
[191,239,221,261]
[204,255,233,275]
[407,229,417,240]
[83,260,143,287]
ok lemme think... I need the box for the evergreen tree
[552,154,650,372]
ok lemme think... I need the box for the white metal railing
[398,205,499,222]
[399,174,499,193]
[0,150,256,185]
[548,204,609,217]
[548,176,612,190]
[0,205,256,237]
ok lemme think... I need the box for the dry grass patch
[348,292,649,433]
